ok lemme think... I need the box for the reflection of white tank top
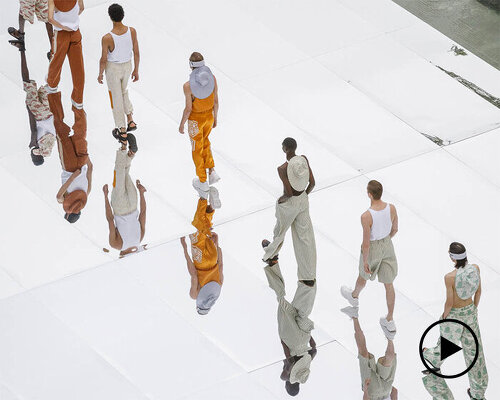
[114,210,141,250]
[368,204,392,241]
[54,2,80,32]
[108,28,133,63]
[61,164,88,193]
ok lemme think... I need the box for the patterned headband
[189,60,205,68]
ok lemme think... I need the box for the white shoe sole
[192,179,209,199]
[340,306,359,319]
[340,286,359,307]
[209,171,220,185]
[380,317,396,332]
[209,187,221,209]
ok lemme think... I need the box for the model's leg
[45,23,53,50]
[67,30,84,110]
[47,31,69,94]
[189,120,208,183]
[263,200,297,262]
[291,203,316,281]
[379,339,395,367]
[111,149,137,215]
[106,62,127,131]
[422,374,454,400]
[201,116,215,170]
[384,283,395,322]
[463,317,488,399]
[20,49,29,82]
[353,318,369,359]
[264,262,286,299]
[352,276,367,298]
[121,62,134,125]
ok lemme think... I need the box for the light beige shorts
[359,236,398,283]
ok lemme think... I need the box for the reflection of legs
[379,340,395,367]
[352,275,367,299]
[384,283,395,321]
[191,198,213,236]
[422,374,454,400]
[353,318,369,359]
[18,13,26,33]
[111,149,137,215]
[263,201,297,262]
[19,50,29,82]
[463,324,488,399]
[264,263,286,299]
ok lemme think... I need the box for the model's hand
[364,262,370,275]
[278,195,289,204]
[213,117,217,128]
[97,74,103,84]
[132,69,139,82]
[136,179,147,193]
[179,124,185,134]
[62,25,72,31]
[102,184,109,196]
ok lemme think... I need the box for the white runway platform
[1,0,500,398]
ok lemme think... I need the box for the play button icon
[419,318,479,379]
[440,336,462,361]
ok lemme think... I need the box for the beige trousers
[105,61,133,130]
[111,149,137,216]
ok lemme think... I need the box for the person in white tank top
[98,4,140,139]
[341,180,399,334]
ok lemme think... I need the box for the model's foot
[47,50,52,61]
[262,239,270,248]
[380,319,396,340]
[209,186,221,209]
[7,27,24,40]
[340,306,359,319]
[340,286,359,307]
[209,169,220,185]
[8,40,25,51]
[192,178,209,199]
[380,317,396,332]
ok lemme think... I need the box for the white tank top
[114,210,141,250]
[368,203,392,241]
[107,28,133,63]
[53,2,80,32]
[61,164,88,193]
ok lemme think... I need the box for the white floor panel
[317,35,500,144]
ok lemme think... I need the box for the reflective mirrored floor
[0,0,499,399]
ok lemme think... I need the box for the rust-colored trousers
[48,91,88,172]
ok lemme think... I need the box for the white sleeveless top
[53,2,80,32]
[107,28,133,63]
[368,204,392,241]
[61,164,88,193]
[114,210,141,250]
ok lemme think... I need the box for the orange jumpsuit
[189,199,221,288]
[188,91,215,183]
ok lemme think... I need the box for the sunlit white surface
[0,0,499,398]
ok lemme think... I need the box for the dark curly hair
[108,4,124,22]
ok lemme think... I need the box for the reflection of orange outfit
[189,199,221,287]
[188,91,215,183]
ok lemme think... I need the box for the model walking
[341,180,399,333]
[179,52,220,196]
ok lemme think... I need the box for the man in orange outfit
[46,0,85,135]
[180,187,222,315]
[179,52,220,197]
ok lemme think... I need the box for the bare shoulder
[472,264,480,272]
[361,210,371,223]
[445,271,456,283]
[183,81,191,92]
[102,33,112,42]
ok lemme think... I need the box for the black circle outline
[419,318,479,379]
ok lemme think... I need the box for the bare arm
[179,83,193,134]
[48,0,71,31]
[103,185,121,250]
[56,169,80,202]
[86,159,93,195]
[27,107,38,148]
[78,0,84,14]
[390,204,398,238]
[278,163,294,198]
[130,28,140,82]
[98,35,110,84]
[442,274,454,319]
[217,244,223,284]
[302,155,315,194]
[213,78,218,127]
[391,387,398,400]
[473,265,481,307]
[138,187,147,241]
[180,237,199,299]
[361,212,372,273]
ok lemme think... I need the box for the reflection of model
[8,0,53,59]
[8,40,56,166]
[422,242,488,400]
[342,180,399,333]
[341,306,398,400]
[264,259,317,396]
[98,4,140,137]
[180,188,222,315]
[179,52,220,196]
[103,141,146,257]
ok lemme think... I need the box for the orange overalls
[189,199,221,288]
[188,91,215,183]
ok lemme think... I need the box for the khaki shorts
[20,0,48,24]
[359,353,397,400]
[359,236,398,283]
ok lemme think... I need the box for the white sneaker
[209,186,221,209]
[340,286,359,307]
[192,178,209,199]
[341,306,359,319]
[379,317,396,332]
[380,321,396,340]
[209,170,220,185]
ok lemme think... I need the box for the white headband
[450,252,467,260]
[189,60,205,68]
